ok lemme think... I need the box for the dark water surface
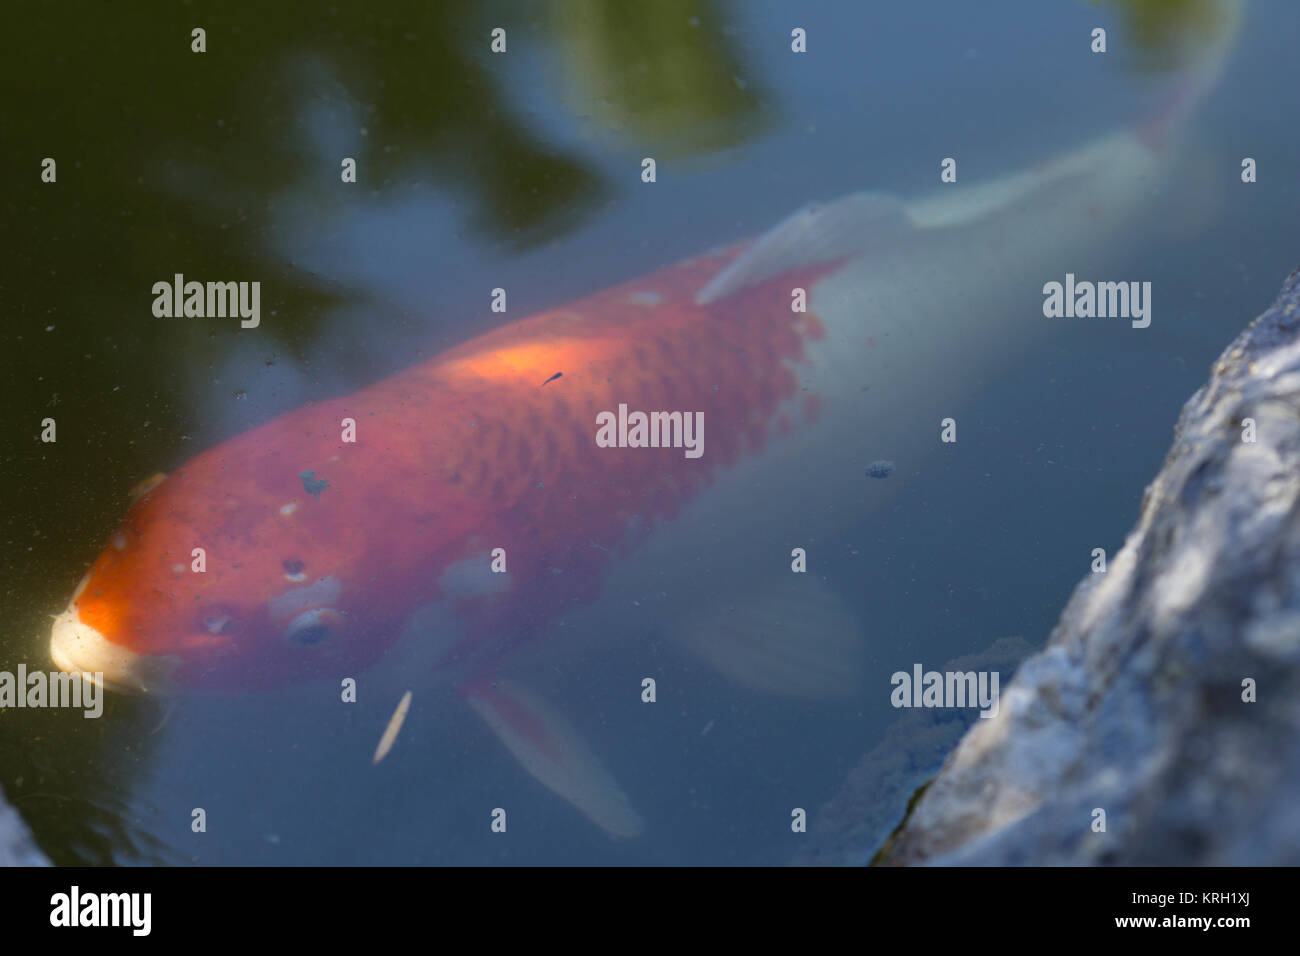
[2,1,1298,865]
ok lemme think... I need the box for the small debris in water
[866,459,895,479]
[542,371,563,386]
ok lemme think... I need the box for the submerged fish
[49,17,1239,837]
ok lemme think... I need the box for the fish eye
[283,608,342,647]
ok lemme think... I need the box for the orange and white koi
[49,12,1240,835]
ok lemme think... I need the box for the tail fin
[696,0,1246,308]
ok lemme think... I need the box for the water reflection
[552,0,767,156]
[2,0,1292,866]
[0,0,773,866]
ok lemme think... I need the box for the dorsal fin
[695,192,911,305]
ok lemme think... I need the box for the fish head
[47,439,469,695]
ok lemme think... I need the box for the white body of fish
[438,5,1247,836]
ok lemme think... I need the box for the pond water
[2,0,1297,865]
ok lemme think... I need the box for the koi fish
[49,11,1240,838]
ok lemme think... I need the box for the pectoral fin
[462,678,644,839]
[674,576,866,699]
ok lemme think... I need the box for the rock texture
[1,787,49,866]
[792,637,1034,866]
[877,266,1300,865]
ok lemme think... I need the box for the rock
[876,266,1300,866]
[792,636,1034,866]
[1,788,49,866]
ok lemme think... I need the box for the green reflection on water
[0,0,763,865]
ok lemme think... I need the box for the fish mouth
[50,607,179,695]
